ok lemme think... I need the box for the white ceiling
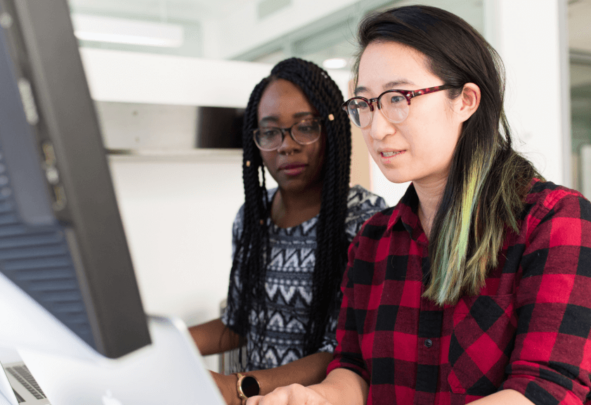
[67,0,591,68]
[252,0,482,70]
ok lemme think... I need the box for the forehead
[257,79,315,119]
[357,41,438,92]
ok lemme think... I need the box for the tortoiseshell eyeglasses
[253,117,323,151]
[341,85,458,128]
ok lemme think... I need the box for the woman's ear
[456,82,481,122]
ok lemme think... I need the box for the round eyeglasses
[253,117,323,151]
[342,85,457,128]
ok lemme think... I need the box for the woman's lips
[379,150,405,161]
[279,163,307,176]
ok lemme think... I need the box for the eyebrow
[259,111,314,125]
[354,79,416,96]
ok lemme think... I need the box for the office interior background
[64,0,591,371]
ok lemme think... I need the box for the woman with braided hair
[189,57,386,405]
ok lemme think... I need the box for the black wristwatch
[235,373,260,403]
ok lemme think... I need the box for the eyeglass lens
[346,92,409,128]
[254,119,321,150]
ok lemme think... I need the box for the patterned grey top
[222,185,386,371]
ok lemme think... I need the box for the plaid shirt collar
[387,179,543,245]
[386,183,428,246]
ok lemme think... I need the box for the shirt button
[424,339,433,348]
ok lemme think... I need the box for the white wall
[81,48,273,107]
[484,0,570,186]
[370,162,411,208]
[82,47,351,113]
[107,155,242,325]
[582,145,591,200]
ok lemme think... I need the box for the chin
[378,167,412,184]
[277,179,308,192]
[386,176,412,184]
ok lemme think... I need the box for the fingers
[246,395,262,405]
[245,384,332,405]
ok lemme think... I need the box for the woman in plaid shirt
[249,5,591,405]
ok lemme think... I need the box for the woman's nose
[276,129,301,155]
[369,108,396,141]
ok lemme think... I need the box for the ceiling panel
[67,0,246,22]
[256,0,483,72]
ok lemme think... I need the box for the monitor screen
[0,0,151,358]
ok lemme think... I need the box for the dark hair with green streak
[225,57,352,366]
[355,5,542,305]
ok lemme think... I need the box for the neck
[272,182,323,228]
[414,175,448,238]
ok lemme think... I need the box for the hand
[210,371,241,405]
[246,384,333,405]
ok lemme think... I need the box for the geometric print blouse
[222,185,386,371]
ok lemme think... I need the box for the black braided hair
[225,57,352,368]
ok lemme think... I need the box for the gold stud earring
[246,161,251,167]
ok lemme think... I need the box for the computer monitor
[0,0,151,359]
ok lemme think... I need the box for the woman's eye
[390,95,405,103]
[297,125,314,133]
[261,129,277,137]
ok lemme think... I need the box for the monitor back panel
[0,0,150,358]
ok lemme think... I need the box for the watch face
[241,376,260,397]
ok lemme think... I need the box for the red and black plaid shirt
[327,180,591,405]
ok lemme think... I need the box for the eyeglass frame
[252,116,329,152]
[341,84,459,127]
